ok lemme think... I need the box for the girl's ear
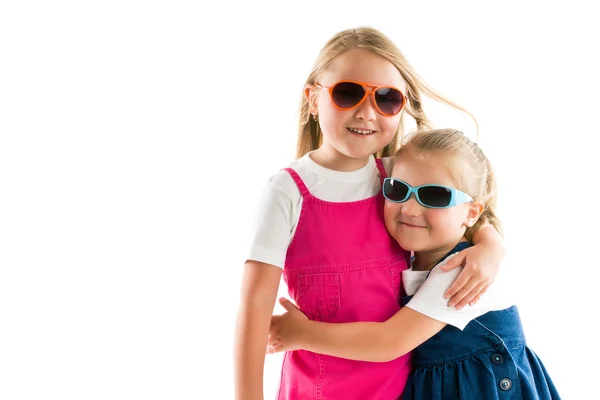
[464,201,485,228]
[304,83,319,116]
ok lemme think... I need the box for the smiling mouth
[347,127,376,136]
[400,222,427,229]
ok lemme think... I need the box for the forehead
[320,48,407,92]
[391,151,460,188]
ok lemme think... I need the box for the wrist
[491,241,506,260]
[298,320,316,348]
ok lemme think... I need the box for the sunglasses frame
[383,178,473,209]
[316,80,407,117]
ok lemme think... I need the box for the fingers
[447,277,479,309]
[468,284,489,307]
[266,343,285,354]
[267,334,278,347]
[266,331,281,354]
[269,315,280,331]
[455,282,489,309]
[278,297,298,312]
[440,252,465,271]
[266,332,285,354]
[444,269,471,300]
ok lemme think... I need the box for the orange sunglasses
[317,80,406,117]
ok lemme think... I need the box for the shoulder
[263,160,306,203]
[266,154,347,200]
[267,170,297,196]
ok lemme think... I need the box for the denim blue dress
[402,242,560,399]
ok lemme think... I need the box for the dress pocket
[296,273,340,321]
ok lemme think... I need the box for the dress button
[491,353,504,364]
[499,378,512,391]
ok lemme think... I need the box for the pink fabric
[277,159,412,400]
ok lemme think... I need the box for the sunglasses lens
[418,186,452,208]
[331,82,366,109]
[383,179,409,202]
[374,87,404,115]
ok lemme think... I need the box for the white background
[1,1,598,399]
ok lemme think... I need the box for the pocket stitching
[389,262,403,301]
[297,273,340,320]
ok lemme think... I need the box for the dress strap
[283,168,310,197]
[375,158,387,184]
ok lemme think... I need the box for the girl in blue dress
[267,128,560,399]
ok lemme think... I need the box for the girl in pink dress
[234,27,505,400]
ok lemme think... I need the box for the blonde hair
[396,129,502,241]
[296,27,476,159]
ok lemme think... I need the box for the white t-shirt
[403,253,515,330]
[246,153,394,269]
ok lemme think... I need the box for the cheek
[380,114,401,140]
[426,209,464,234]
[318,103,347,134]
[383,202,395,225]
[383,202,401,233]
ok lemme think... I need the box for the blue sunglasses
[382,178,473,209]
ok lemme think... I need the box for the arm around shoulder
[471,224,505,259]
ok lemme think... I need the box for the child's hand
[266,298,310,354]
[440,245,502,310]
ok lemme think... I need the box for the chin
[391,233,423,252]
[337,139,387,159]
[338,146,378,160]
[399,242,425,253]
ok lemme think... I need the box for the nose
[400,195,423,217]
[354,92,377,121]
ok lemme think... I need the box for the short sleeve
[245,180,295,269]
[405,256,496,330]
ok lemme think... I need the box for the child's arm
[234,261,282,400]
[441,224,505,309]
[267,298,445,362]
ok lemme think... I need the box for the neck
[412,237,468,271]
[311,144,371,172]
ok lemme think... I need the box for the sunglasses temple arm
[454,191,474,205]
